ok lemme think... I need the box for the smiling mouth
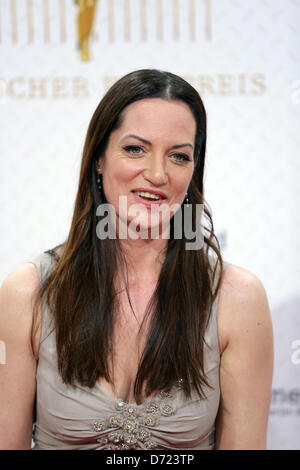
[132,190,166,201]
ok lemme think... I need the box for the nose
[143,153,168,186]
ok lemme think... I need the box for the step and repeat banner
[0,0,299,449]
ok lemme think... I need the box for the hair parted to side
[31,69,223,404]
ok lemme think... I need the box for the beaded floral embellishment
[93,382,182,450]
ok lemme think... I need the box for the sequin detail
[161,402,174,416]
[145,401,160,413]
[92,388,178,450]
[93,419,106,432]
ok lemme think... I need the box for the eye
[170,153,191,163]
[123,145,144,156]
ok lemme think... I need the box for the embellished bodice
[90,385,186,450]
[29,251,227,450]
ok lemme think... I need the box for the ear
[95,156,103,172]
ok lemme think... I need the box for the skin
[215,264,274,449]
[0,98,274,449]
[97,98,196,282]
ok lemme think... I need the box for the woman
[0,69,274,450]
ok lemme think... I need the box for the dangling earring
[96,167,102,191]
[185,191,190,207]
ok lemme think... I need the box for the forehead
[116,98,196,141]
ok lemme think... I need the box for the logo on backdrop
[3,0,212,61]
[270,388,300,417]
[0,0,266,99]
[76,0,98,61]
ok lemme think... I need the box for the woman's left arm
[215,265,274,450]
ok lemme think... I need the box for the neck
[118,236,168,284]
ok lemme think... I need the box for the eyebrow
[121,134,194,150]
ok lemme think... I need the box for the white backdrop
[0,0,299,449]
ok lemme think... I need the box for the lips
[131,188,167,200]
[131,191,167,208]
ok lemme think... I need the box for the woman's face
[97,97,196,236]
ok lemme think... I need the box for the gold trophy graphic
[76,0,97,61]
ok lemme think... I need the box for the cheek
[104,167,133,199]
[172,173,192,195]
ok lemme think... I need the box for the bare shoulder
[0,262,41,353]
[217,263,272,354]
[1,262,40,292]
[0,263,41,449]
[218,263,268,302]
[214,263,274,449]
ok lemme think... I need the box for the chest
[96,284,156,404]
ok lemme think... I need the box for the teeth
[135,191,161,200]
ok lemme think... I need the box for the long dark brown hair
[32,69,223,404]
